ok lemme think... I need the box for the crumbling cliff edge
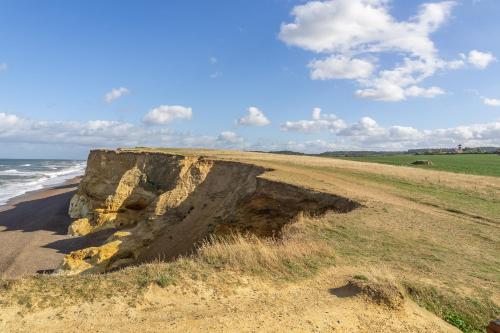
[60,149,359,274]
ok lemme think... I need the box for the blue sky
[0,0,499,158]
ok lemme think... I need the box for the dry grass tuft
[347,278,404,309]
[194,215,335,280]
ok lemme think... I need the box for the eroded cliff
[60,149,359,274]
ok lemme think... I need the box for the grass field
[1,149,499,332]
[333,154,500,177]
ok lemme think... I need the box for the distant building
[455,144,463,154]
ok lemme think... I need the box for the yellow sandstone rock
[60,149,358,275]
[68,217,93,236]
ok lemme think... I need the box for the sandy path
[0,179,110,279]
[0,268,459,333]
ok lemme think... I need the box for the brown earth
[0,268,459,333]
[61,150,359,274]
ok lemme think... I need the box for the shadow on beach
[0,186,112,278]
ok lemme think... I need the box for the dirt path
[0,181,111,279]
[0,268,459,333]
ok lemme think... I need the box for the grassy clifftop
[1,148,498,332]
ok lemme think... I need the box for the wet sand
[0,178,110,279]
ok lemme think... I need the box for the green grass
[334,154,500,177]
[337,169,500,220]
[405,282,500,333]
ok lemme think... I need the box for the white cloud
[281,107,346,133]
[338,116,393,139]
[210,57,218,64]
[104,87,130,103]
[143,105,193,125]
[236,107,271,126]
[202,118,483,149]
[446,59,465,70]
[356,83,406,102]
[0,63,7,72]
[252,118,500,153]
[309,56,375,80]
[467,50,496,69]
[279,0,454,57]
[0,112,21,128]
[280,112,500,150]
[217,131,245,145]
[405,86,445,98]
[482,97,500,107]
[279,0,491,102]
[1,111,500,154]
[0,112,245,151]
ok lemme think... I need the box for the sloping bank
[60,149,359,274]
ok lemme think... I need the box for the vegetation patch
[404,282,500,333]
[335,154,500,177]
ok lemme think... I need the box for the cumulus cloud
[467,50,496,69]
[279,0,455,55]
[0,112,245,151]
[405,86,445,98]
[143,105,193,125]
[0,63,7,72]
[279,0,494,102]
[482,97,500,107]
[281,112,500,150]
[281,107,346,133]
[0,112,21,128]
[339,116,386,137]
[104,87,130,103]
[252,117,500,153]
[309,56,375,80]
[236,107,271,126]
[1,111,500,154]
[217,131,245,145]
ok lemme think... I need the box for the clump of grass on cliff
[195,221,335,281]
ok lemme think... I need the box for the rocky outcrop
[60,149,359,275]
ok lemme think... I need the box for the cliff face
[60,149,359,275]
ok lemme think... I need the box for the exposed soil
[63,151,360,274]
[138,163,360,263]
[0,268,459,333]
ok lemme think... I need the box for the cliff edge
[60,149,359,274]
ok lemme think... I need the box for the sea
[0,159,87,206]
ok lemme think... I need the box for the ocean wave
[0,169,41,177]
[0,161,86,206]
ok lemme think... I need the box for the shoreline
[0,174,111,279]
[0,176,82,213]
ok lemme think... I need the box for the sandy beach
[0,177,110,279]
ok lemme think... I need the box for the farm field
[334,154,500,177]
